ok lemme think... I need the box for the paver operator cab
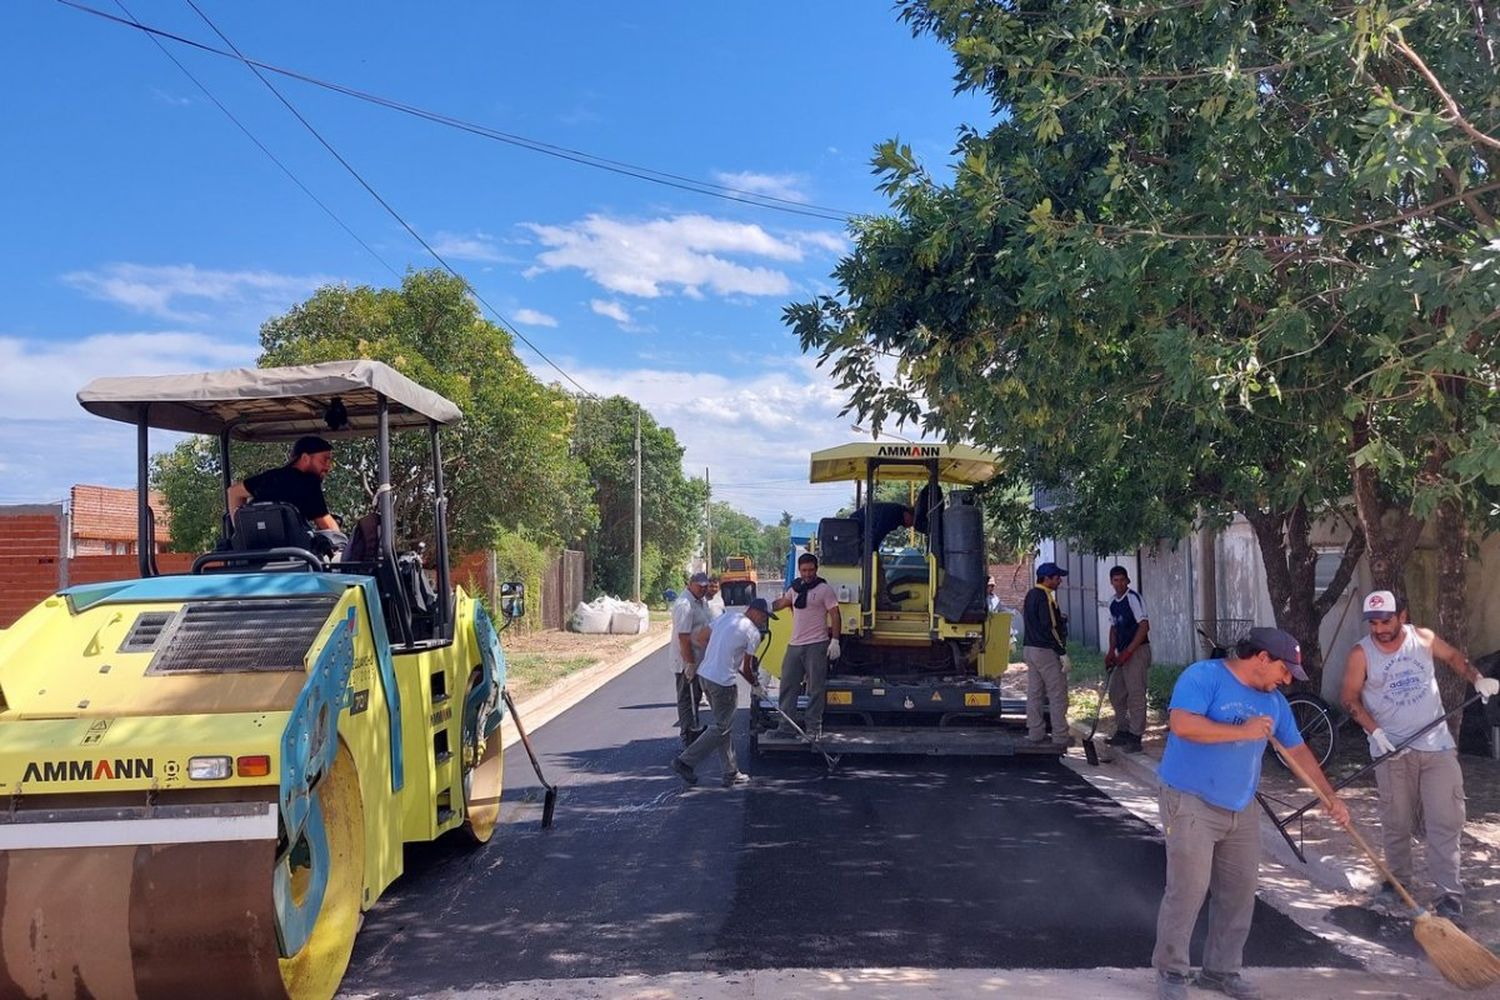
[0,360,524,1000]
[752,443,1060,758]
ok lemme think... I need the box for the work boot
[1367,881,1401,913]
[1155,970,1190,1000]
[1107,729,1132,747]
[1195,970,1263,1000]
[1435,894,1465,926]
[670,758,698,787]
[1122,733,1144,754]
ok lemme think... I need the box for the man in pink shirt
[770,553,842,738]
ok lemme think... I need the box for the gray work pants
[1109,644,1151,736]
[674,670,704,733]
[779,640,830,733]
[1375,748,1466,898]
[1152,785,1260,978]
[679,678,739,776]
[1023,646,1068,743]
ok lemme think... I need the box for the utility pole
[704,466,712,572]
[633,406,642,603]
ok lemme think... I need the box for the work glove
[1059,654,1073,673]
[1473,676,1499,703]
[1368,728,1398,758]
[827,638,842,661]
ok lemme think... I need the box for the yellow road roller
[0,360,521,999]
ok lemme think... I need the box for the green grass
[1064,646,1188,723]
[505,652,599,701]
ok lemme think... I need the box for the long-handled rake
[762,692,841,773]
[1272,736,1500,990]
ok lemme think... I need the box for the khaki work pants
[1375,748,1466,898]
[679,678,739,776]
[1023,646,1069,743]
[779,640,830,734]
[1152,786,1260,978]
[1109,644,1151,737]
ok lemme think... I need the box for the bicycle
[1194,624,1339,770]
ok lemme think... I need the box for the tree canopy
[788,0,1499,682]
[155,270,596,554]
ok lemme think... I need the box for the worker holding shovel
[1340,590,1499,923]
[1152,627,1349,1000]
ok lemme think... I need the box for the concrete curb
[498,630,669,750]
[1067,720,1365,894]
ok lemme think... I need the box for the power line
[58,1,858,223]
[108,0,401,281]
[180,0,597,398]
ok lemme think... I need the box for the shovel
[502,687,559,828]
[1083,662,1123,766]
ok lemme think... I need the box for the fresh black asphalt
[342,645,1354,994]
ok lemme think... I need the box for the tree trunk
[1350,422,1422,595]
[1244,502,1324,686]
[1435,490,1470,740]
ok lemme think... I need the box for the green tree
[573,395,706,599]
[788,1,1498,686]
[154,270,597,555]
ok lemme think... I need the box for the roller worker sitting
[227,435,339,532]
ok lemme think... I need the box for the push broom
[1271,737,1500,990]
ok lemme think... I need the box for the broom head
[1414,912,1500,990]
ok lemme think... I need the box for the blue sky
[2,1,990,522]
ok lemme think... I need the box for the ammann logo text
[876,445,941,458]
[22,758,154,782]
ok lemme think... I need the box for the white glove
[1059,654,1073,673]
[827,638,842,661]
[1368,728,1398,758]
[1473,676,1499,703]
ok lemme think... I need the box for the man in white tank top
[1340,590,1499,922]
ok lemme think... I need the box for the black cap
[290,435,333,460]
[745,597,778,619]
[1245,626,1308,681]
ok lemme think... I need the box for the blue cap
[1036,562,1068,578]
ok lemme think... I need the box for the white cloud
[589,299,631,325]
[513,308,558,327]
[0,332,259,502]
[539,355,937,523]
[794,231,848,255]
[524,213,805,299]
[61,263,337,323]
[711,170,810,204]
[430,231,512,263]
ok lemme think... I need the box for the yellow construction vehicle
[0,360,522,999]
[717,554,757,606]
[752,442,1055,757]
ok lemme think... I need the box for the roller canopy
[77,359,462,440]
[808,442,1000,485]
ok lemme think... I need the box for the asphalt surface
[341,646,1353,995]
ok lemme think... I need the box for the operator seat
[232,502,315,553]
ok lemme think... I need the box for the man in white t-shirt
[670,573,715,746]
[770,552,841,738]
[671,598,773,788]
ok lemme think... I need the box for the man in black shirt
[852,501,914,610]
[1023,561,1071,747]
[228,435,339,531]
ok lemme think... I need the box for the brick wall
[988,558,1035,609]
[0,505,63,628]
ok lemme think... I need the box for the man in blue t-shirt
[1152,627,1349,1000]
